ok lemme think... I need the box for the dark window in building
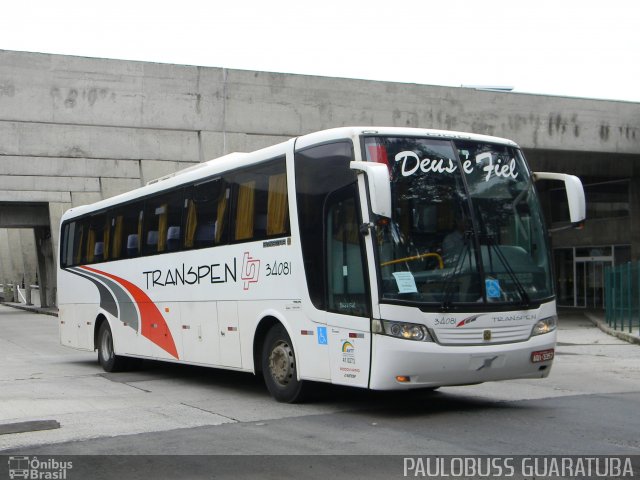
[550,179,629,223]
[614,245,631,265]
[295,141,368,313]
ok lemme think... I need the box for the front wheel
[97,322,128,372]
[262,324,308,403]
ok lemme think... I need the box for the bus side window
[111,202,144,259]
[267,172,288,236]
[143,189,184,255]
[85,214,106,264]
[73,219,86,266]
[229,157,289,243]
[184,178,229,249]
[61,221,77,268]
[234,180,256,241]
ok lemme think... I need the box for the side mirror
[534,172,586,226]
[350,162,392,218]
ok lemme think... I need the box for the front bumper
[369,330,556,390]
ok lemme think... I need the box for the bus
[58,127,586,402]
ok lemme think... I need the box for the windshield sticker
[392,271,418,294]
[485,278,502,298]
[394,150,519,182]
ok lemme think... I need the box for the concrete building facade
[1,49,639,307]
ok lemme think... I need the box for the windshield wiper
[439,231,472,311]
[483,234,530,307]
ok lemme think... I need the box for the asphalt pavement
[1,304,639,460]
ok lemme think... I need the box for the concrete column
[34,226,53,308]
[47,202,69,307]
[0,229,16,284]
[7,230,23,295]
[630,175,640,262]
[48,202,71,270]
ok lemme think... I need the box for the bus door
[324,183,372,388]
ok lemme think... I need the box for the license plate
[531,349,554,363]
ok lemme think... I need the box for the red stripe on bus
[79,265,179,359]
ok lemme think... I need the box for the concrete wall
[1,49,640,305]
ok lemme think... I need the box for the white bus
[58,127,585,402]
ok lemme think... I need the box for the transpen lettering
[143,259,237,288]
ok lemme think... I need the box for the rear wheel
[262,324,307,403]
[97,322,128,372]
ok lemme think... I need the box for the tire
[97,322,128,372]
[261,324,307,403]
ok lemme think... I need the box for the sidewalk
[581,309,640,346]
[0,301,58,317]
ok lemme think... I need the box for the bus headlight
[374,320,433,342]
[531,316,557,336]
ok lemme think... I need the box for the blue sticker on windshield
[317,326,328,345]
[486,279,501,298]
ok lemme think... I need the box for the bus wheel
[262,324,306,403]
[98,322,127,372]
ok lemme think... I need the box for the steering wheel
[381,252,443,269]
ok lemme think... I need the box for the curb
[583,311,640,346]
[0,302,59,317]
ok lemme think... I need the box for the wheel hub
[268,340,294,386]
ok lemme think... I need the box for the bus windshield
[364,135,553,309]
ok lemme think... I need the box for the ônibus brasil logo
[8,456,73,479]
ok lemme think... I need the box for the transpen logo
[456,315,481,327]
[241,252,260,290]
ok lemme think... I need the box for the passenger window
[85,214,106,263]
[143,190,184,255]
[73,220,86,265]
[230,157,289,243]
[235,180,256,241]
[183,178,229,249]
[111,202,144,259]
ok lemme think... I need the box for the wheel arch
[253,314,289,375]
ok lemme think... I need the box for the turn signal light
[395,376,411,383]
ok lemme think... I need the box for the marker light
[395,376,411,383]
[380,320,433,342]
[531,316,557,336]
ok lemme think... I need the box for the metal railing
[605,261,640,335]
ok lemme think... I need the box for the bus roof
[61,126,520,221]
[294,126,519,150]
